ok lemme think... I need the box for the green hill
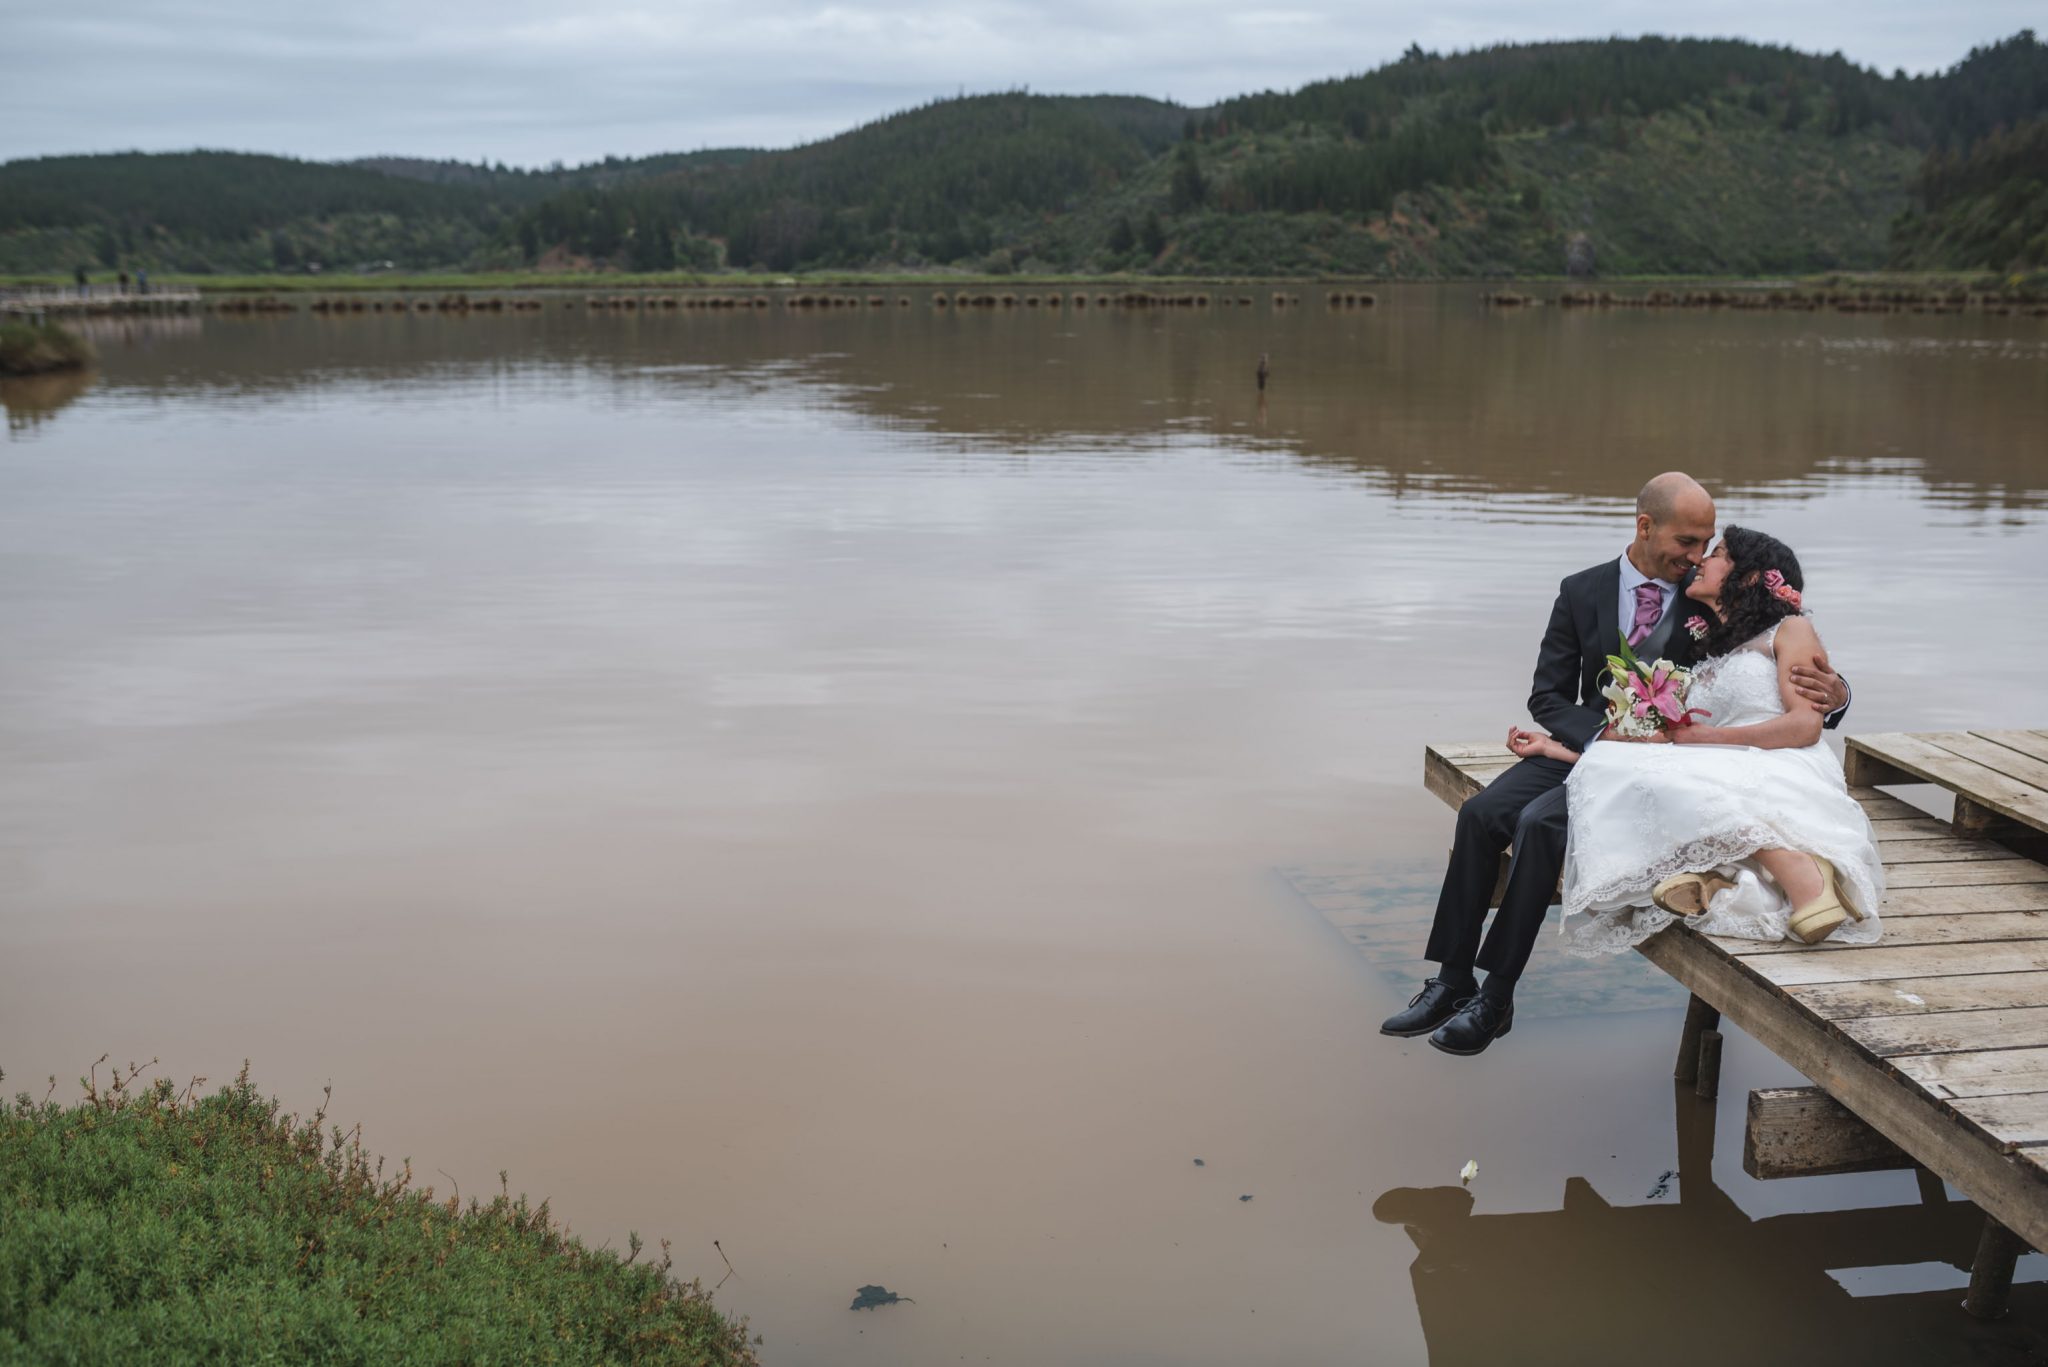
[0,151,522,274]
[3,32,2043,278]
[496,32,2046,277]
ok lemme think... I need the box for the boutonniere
[1684,615,1708,641]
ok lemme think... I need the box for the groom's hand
[1790,653,1847,714]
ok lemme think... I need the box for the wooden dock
[1,287,202,318]
[1424,731,2048,1317]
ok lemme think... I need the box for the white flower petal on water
[1459,1159,1478,1185]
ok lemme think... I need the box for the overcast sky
[5,2,2035,167]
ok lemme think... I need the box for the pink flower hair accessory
[1684,615,1708,641]
[1763,569,1802,610]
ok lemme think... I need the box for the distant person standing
[137,268,149,296]
[118,269,130,295]
[74,265,89,299]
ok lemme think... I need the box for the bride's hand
[1507,726,1573,761]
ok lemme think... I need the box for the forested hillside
[0,152,523,273]
[1890,32,2048,270]
[4,32,2043,278]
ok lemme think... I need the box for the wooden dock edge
[1639,926,2048,1252]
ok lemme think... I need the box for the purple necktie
[1628,582,1665,647]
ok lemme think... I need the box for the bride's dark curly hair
[1698,525,1805,656]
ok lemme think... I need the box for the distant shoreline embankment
[0,320,94,377]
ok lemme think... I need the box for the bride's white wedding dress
[1559,621,1885,956]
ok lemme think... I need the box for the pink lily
[1638,664,1697,726]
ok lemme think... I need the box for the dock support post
[1694,1030,1724,1100]
[1964,1215,2027,1319]
[1915,1166,1948,1206]
[1675,993,1721,1085]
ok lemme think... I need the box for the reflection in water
[1377,1084,2047,1365]
[1,367,94,433]
[1,292,2045,1363]
[51,287,2048,510]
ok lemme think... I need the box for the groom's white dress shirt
[1616,551,1678,635]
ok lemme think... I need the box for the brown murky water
[4,287,2047,1363]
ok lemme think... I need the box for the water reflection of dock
[1377,1083,2047,1365]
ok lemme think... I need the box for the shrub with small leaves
[0,1059,758,1366]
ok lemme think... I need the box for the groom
[1384,472,1850,1056]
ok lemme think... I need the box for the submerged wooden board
[1277,861,1686,1019]
[1425,734,2048,1253]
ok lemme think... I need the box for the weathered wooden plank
[1877,837,2031,864]
[1978,731,2048,767]
[1744,1086,1915,1177]
[1884,860,2048,889]
[1846,733,2048,835]
[1638,925,2048,1250]
[1928,732,2048,792]
[1792,971,2048,1021]
[1893,1049,2048,1100]
[1734,912,2048,956]
[1423,746,1484,809]
[1428,742,1516,762]
[1871,817,1974,842]
[1952,1092,2048,1147]
[1880,884,2048,917]
[1842,1006,2048,1058]
[1743,939,2048,987]
[1850,788,1929,821]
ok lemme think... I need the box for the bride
[1505,526,1884,952]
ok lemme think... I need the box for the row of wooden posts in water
[199,285,2044,319]
[1489,287,2048,316]
[204,290,1334,317]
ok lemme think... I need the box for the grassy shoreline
[6,268,2043,295]
[0,1062,759,1365]
[0,320,94,376]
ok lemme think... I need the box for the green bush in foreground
[0,322,94,377]
[0,1061,758,1366]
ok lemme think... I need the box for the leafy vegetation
[1891,116,2048,269]
[3,32,2044,278]
[0,321,94,376]
[1891,34,2048,270]
[0,1060,758,1365]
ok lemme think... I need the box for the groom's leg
[1424,758,1569,981]
[1473,782,1570,986]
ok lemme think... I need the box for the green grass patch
[0,321,94,377]
[0,1060,759,1365]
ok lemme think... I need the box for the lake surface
[5,286,2047,1363]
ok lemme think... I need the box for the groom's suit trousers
[1423,754,1573,984]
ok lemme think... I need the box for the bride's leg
[1754,848,1823,906]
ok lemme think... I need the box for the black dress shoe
[1428,993,1515,1056]
[1380,977,1477,1037]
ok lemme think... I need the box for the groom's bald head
[1632,472,1716,582]
[1637,472,1712,525]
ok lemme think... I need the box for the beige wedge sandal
[1787,855,1863,944]
[1651,871,1738,917]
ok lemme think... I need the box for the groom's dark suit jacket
[1528,558,1847,752]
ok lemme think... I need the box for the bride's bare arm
[1672,618,1827,750]
[1508,725,1580,763]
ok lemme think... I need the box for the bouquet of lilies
[1601,633,1710,739]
